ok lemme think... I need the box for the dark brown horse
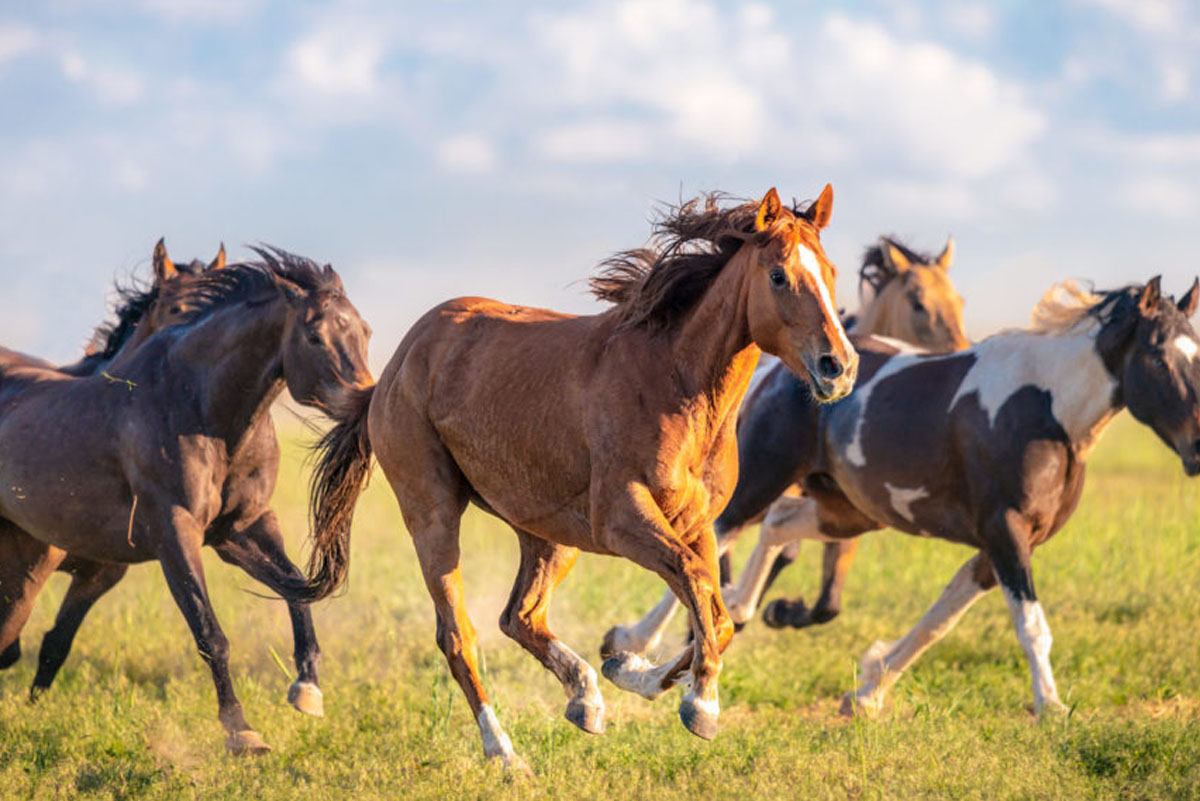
[605,235,969,654]
[0,250,371,753]
[657,278,1199,718]
[291,188,856,772]
[0,244,332,717]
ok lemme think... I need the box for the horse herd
[1,186,1198,775]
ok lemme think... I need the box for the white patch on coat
[869,335,929,355]
[477,704,516,759]
[1001,591,1062,714]
[884,483,930,522]
[1174,335,1199,362]
[547,640,601,703]
[797,244,853,357]
[843,352,930,466]
[948,322,1118,450]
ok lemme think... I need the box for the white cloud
[437,133,497,174]
[1075,0,1187,34]
[534,121,650,163]
[943,3,996,40]
[136,0,261,24]
[0,23,38,66]
[58,53,145,106]
[1122,174,1198,220]
[285,31,383,96]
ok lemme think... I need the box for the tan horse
[605,234,968,656]
[293,188,856,772]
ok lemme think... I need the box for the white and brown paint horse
[674,278,1200,718]
[605,235,968,656]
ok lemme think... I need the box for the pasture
[1,413,1197,800]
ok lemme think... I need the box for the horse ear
[882,242,912,274]
[272,272,305,303]
[1178,277,1199,317]
[936,236,955,271]
[805,184,834,231]
[755,188,783,232]
[208,243,226,271]
[153,238,178,282]
[1138,276,1163,316]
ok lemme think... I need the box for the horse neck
[670,247,761,419]
[167,297,289,443]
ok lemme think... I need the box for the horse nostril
[817,354,844,380]
[1192,439,1200,457]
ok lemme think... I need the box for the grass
[2,413,1199,799]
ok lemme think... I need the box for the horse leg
[601,518,746,658]
[763,539,860,629]
[212,510,324,716]
[601,508,733,740]
[724,496,817,625]
[0,521,65,671]
[985,516,1064,717]
[841,553,995,717]
[156,508,268,755]
[30,559,128,699]
[499,530,604,734]
[807,538,860,624]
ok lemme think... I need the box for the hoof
[600,625,633,660]
[565,697,606,735]
[225,729,272,756]
[679,693,719,740]
[0,640,19,670]
[287,680,325,717]
[491,753,533,779]
[840,690,881,718]
[763,598,809,629]
[1036,699,1070,725]
[27,684,47,704]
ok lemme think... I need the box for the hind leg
[500,530,604,734]
[31,558,128,698]
[763,539,860,629]
[0,521,66,671]
[213,510,324,716]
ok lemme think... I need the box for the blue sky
[2,0,1199,365]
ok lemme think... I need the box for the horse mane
[1028,280,1132,335]
[87,281,162,360]
[589,193,775,330]
[858,236,935,298]
[167,245,344,325]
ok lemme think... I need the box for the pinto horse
[689,278,1199,718]
[292,188,856,772]
[605,234,969,656]
[0,250,371,752]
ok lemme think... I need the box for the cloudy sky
[2,0,1199,365]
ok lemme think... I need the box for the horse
[0,249,372,753]
[290,187,857,773]
[672,277,1199,718]
[1,242,334,718]
[603,234,969,656]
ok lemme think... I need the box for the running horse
[0,243,333,718]
[606,234,968,656]
[672,278,1199,718]
[291,188,856,772]
[0,250,371,752]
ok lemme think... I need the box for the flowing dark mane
[859,236,933,297]
[87,281,162,361]
[169,245,344,325]
[589,193,770,330]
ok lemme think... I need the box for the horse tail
[295,385,375,602]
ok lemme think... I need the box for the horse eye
[769,268,787,289]
[306,331,322,345]
[169,305,183,315]
[1152,354,1167,369]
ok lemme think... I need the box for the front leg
[156,505,269,754]
[212,510,323,716]
[985,511,1065,717]
[596,484,733,740]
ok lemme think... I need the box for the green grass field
[1,413,1199,799]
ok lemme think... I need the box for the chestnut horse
[672,278,1199,718]
[605,234,968,656]
[0,243,333,718]
[0,251,371,753]
[292,188,856,772]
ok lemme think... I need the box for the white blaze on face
[1174,334,1199,362]
[797,244,853,357]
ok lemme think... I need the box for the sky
[2,0,1200,367]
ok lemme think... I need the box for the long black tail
[292,385,375,602]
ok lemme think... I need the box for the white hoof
[287,680,325,717]
[225,729,272,756]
